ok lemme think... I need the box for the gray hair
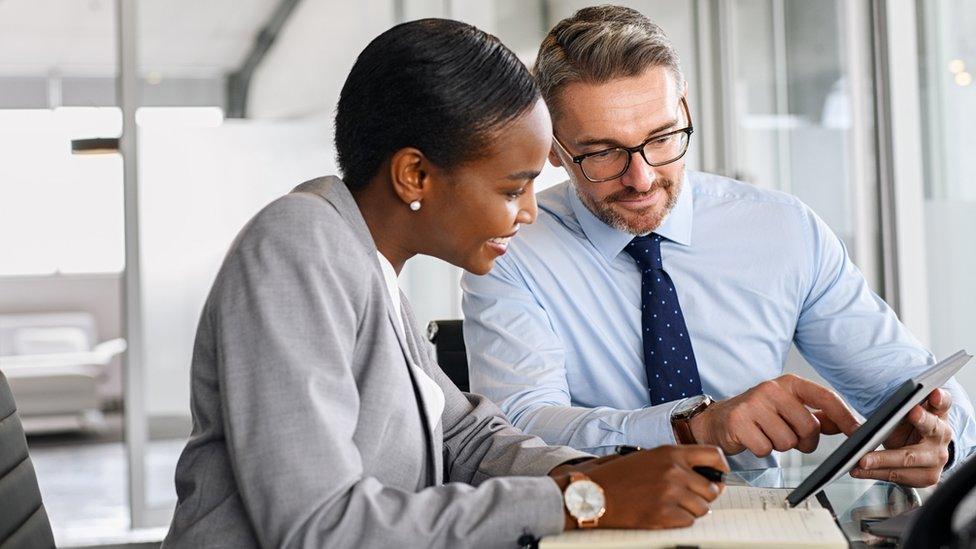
[534,5,684,119]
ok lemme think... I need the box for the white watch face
[674,394,712,419]
[564,480,606,521]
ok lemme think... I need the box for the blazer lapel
[289,176,439,487]
[400,297,445,485]
[394,303,440,486]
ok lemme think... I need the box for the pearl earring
[409,200,421,211]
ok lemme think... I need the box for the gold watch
[563,471,606,528]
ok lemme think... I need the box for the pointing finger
[813,409,859,436]
[789,378,859,435]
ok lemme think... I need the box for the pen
[614,445,726,483]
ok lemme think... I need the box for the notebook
[540,486,846,548]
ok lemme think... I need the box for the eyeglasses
[552,97,693,183]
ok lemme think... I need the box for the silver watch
[672,394,714,421]
[671,394,714,444]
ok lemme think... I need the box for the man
[461,5,974,486]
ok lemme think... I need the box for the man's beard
[575,176,682,235]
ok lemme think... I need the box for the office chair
[901,453,976,549]
[0,370,56,549]
[426,320,469,392]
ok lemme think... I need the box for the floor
[27,415,186,548]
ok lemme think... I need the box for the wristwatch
[671,394,714,444]
[563,471,606,528]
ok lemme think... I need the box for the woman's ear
[388,147,428,206]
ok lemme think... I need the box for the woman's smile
[486,227,519,255]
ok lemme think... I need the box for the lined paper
[541,509,846,548]
[541,487,842,549]
[711,486,822,510]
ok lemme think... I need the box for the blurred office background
[0,0,972,546]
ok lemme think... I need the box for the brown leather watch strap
[672,417,697,444]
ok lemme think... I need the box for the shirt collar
[567,172,694,264]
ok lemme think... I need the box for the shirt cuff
[554,456,598,469]
[628,399,685,448]
[520,446,595,477]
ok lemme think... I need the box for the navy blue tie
[624,234,703,405]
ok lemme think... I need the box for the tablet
[786,350,972,507]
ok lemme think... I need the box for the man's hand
[851,388,953,487]
[550,446,729,530]
[688,374,860,456]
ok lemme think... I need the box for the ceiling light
[71,137,120,155]
[948,59,966,74]
[955,72,973,87]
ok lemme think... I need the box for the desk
[735,466,930,547]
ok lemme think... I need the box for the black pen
[614,445,726,483]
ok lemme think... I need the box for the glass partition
[0,0,129,544]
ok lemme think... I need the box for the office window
[0,108,125,276]
[728,0,880,291]
[917,0,976,388]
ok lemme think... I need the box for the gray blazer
[162,177,588,548]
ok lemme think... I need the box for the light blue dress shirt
[461,171,976,468]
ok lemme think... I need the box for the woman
[163,19,727,548]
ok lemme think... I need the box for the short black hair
[335,18,540,189]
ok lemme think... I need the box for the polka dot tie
[624,234,703,405]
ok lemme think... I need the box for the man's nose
[619,151,658,192]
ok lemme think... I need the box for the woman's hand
[551,445,728,530]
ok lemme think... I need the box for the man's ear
[548,146,563,168]
[388,147,429,205]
